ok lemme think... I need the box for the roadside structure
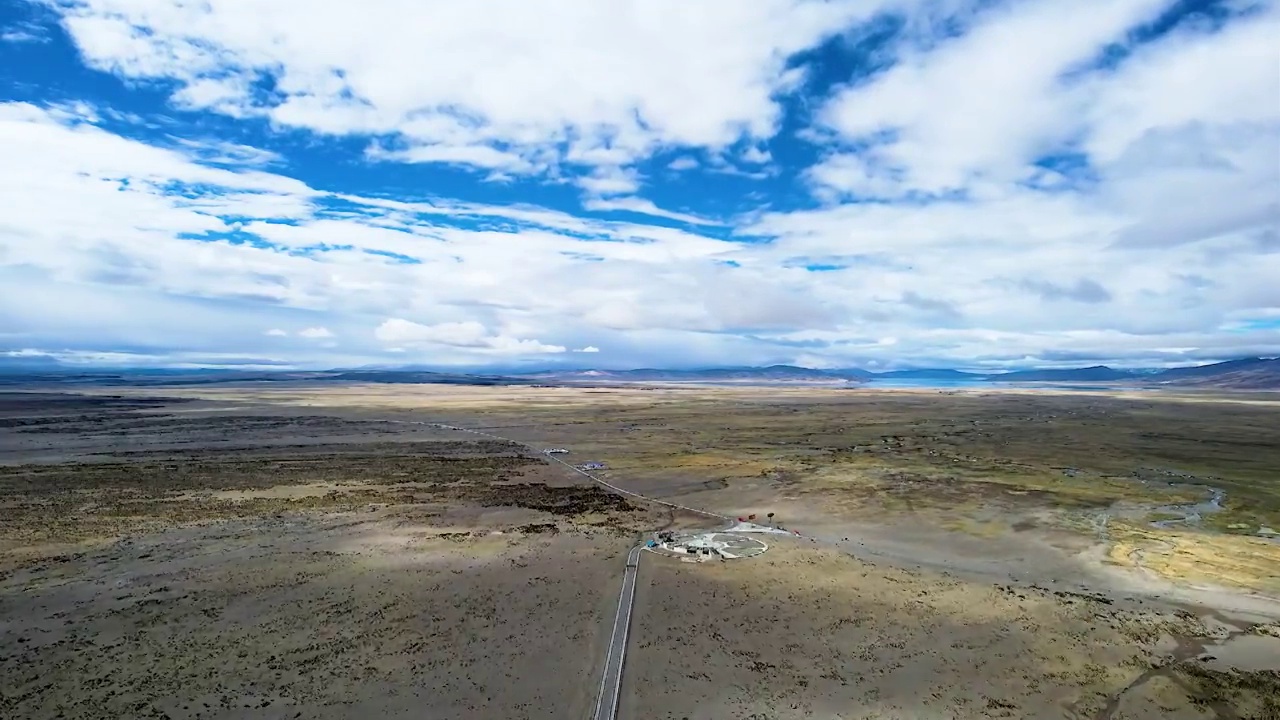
[647,531,769,561]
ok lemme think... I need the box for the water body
[859,378,990,389]
[1149,486,1226,529]
[1132,484,1277,542]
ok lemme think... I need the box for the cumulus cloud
[814,0,1179,195]
[47,0,884,180]
[3,2,1278,370]
[741,146,772,165]
[574,346,601,353]
[805,152,905,202]
[576,166,642,197]
[0,101,774,363]
[374,319,565,354]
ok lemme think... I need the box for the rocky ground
[2,386,1278,719]
[0,391,649,719]
[625,542,1280,720]
[1,511,630,719]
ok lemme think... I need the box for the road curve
[593,544,643,720]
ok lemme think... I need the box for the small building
[579,461,607,471]
[543,448,569,454]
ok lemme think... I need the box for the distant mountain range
[872,368,980,380]
[513,358,1280,388]
[980,365,1140,382]
[1140,357,1280,390]
[2,357,1277,390]
[517,365,853,383]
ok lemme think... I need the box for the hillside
[1151,358,1280,389]
[877,369,985,380]
[984,366,1137,382]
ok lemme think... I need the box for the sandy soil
[625,541,1280,720]
[1,509,630,719]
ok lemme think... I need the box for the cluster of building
[648,531,725,561]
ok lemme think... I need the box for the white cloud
[705,151,776,179]
[173,138,282,167]
[47,0,891,179]
[376,319,488,347]
[813,0,1181,195]
[2,348,287,368]
[1081,11,1280,165]
[747,1,1280,368]
[4,70,1277,369]
[374,319,565,354]
[574,346,601,353]
[576,166,642,197]
[581,197,719,226]
[171,76,252,115]
[1,19,50,44]
[366,141,539,175]
[741,146,772,165]
[805,152,904,201]
[4,3,1279,371]
[668,157,699,171]
[298,326,333,339]
[3,30,47,44]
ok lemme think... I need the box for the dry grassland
[2,384,1278,719]
[171,383,1280,591]
[627,542,1279,719]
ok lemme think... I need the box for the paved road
[390,419,725,719]
[593,544,643,720]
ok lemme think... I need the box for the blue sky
[1,0,1277,371]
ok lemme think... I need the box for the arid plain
[2,383,1278,719]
